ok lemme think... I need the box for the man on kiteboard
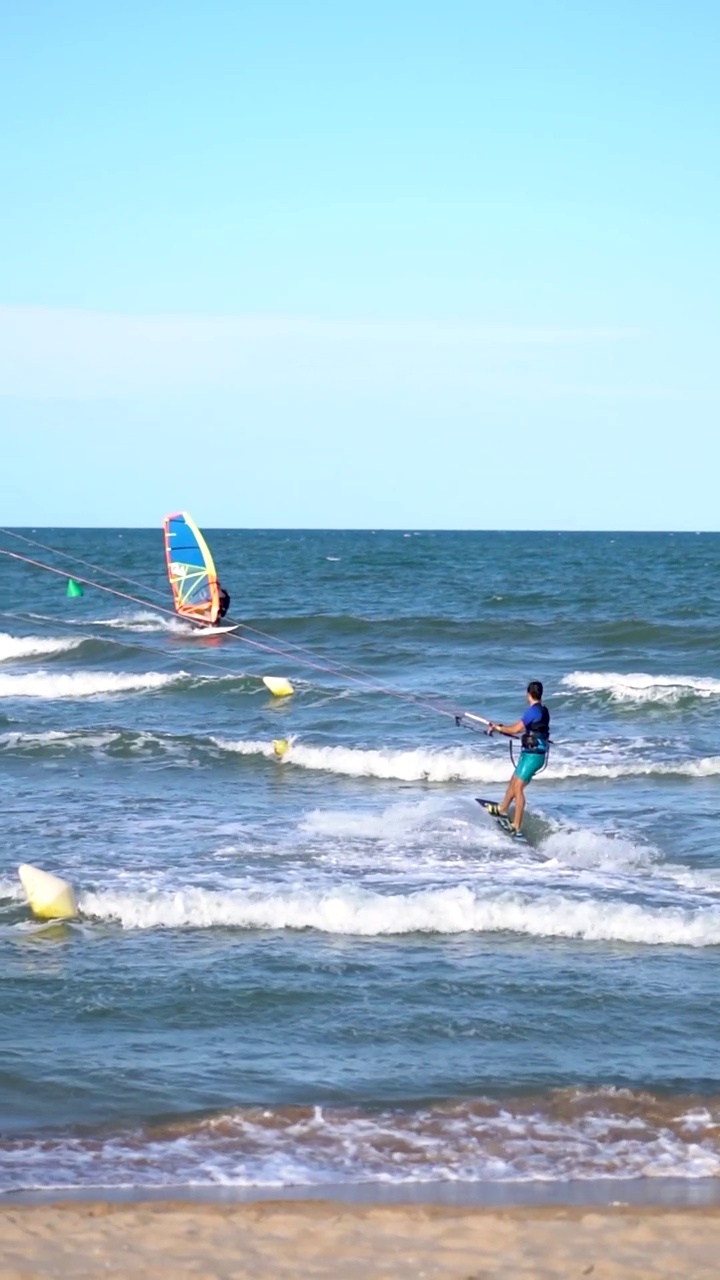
[483,681,550,837]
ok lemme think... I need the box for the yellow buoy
[273,739,290,759]
[262,676,294,698]
[18,864,78,921]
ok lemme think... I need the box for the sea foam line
[91,610,200,634]
[217,738,720,783]
[0,728,187,757]
[0,631,82,662]
[563,670,720,703]
[3,726,718,780]
[80,883,720,946]
[0,670,187,699]
[2,1093,719,1189]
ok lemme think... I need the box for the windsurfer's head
[527,680,543,703]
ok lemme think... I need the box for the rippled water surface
[1,528,719,1191]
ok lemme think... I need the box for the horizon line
[2,526,716,535]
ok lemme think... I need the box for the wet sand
[2,1200,720,1279]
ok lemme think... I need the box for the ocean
[1,527,720,1198]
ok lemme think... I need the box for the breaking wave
[0,670,187,699]
[81,882,720,946]
[0,877,24,905]
[90,611,237,637]
[2,1089,720,1191]
[0,631,82,662]
[0,727,198,760]
[563,670,720,704]
[216,737,720,783]
[90,610,196,634]
[3,726,719,782]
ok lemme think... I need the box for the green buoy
[66,578,84,598]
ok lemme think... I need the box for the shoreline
[4,1174,720,1209]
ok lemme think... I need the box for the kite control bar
[455,712,520,739]
[456,711,549,771]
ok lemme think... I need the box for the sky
[1,0,719,529]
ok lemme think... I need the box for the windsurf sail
[163,512,221,625]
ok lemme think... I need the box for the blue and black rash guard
[521,703,550,753]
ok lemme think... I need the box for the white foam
[0,728,161,754]
[2,1093,719,1190]
[572,755,720,779]
[80,882,720,946]
[210,737,281,760]
[0,631,82,661]
[537,826,657,873]
[92,610,196,634]
[0,877,24,903]
[1,729,87,749]
[563,670,720,703]
[0,670,186,699]
[300,797,453,843]
[302,801,699,892]
[296,798,508,871]
[230,740,513,782]
[287,742,507,783]
[214,737,720,782]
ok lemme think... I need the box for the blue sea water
[1,527,720,1193]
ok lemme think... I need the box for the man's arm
[489,719,525,736]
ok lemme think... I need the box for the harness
[512,703,551,774]
[520,704,550,752]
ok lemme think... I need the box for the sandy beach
[2,1200,720,1279]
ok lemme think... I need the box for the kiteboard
[476,798,527,842]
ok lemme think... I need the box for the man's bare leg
[512,780,527,831]
[499,776,519,817]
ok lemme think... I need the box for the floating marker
[18,864,78,921]
[66,578,84,598]
[263,676,294,698]
[273,739,290,759]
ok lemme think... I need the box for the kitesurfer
[218,584,230,619]
[485,681,550,836]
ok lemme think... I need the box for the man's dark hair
[527,680,543,701]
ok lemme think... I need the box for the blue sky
[2,0,718,528]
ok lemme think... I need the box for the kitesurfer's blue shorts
[514,751,546,784]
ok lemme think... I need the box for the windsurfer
[164,512,228,627]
